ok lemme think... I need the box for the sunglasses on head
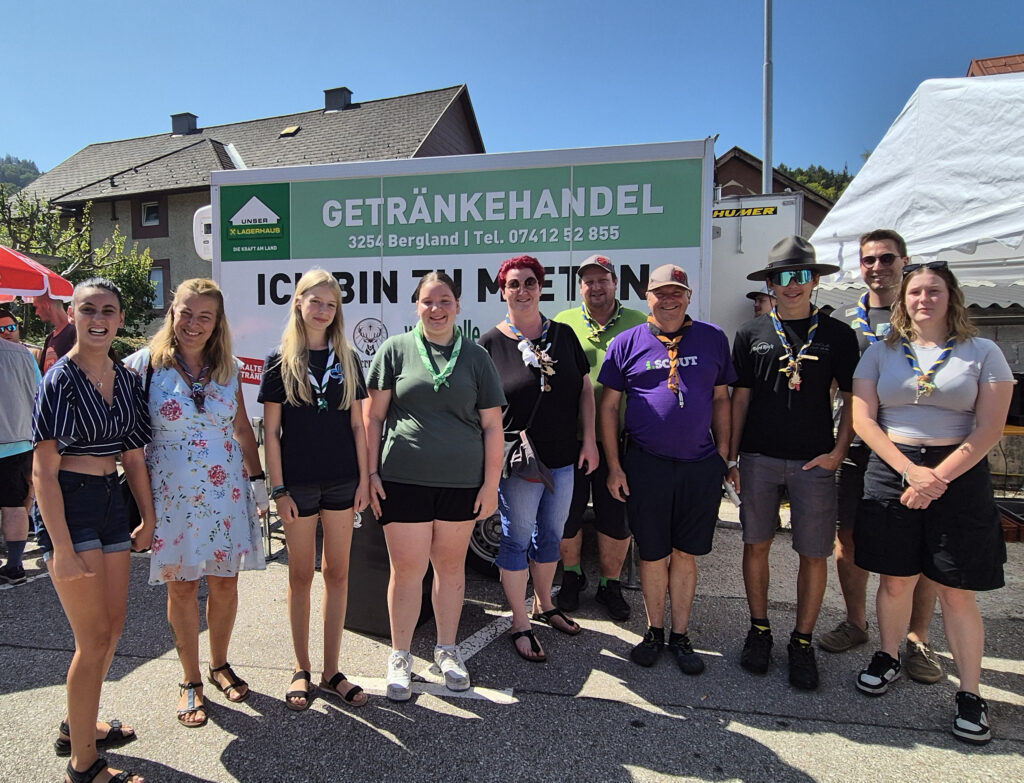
[768,269,814,287]
[0,324,17,333]
[902,260,948,276]
[505,278,539,290]
[860,253,899,267]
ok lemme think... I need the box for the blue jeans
[495,465,574,571]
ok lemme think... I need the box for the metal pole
[763,0,773,194]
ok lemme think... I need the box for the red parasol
[0,244,74,301]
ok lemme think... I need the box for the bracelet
[726,460,739,469]
[271,485,289,500]
[369,472,379,478]
[900,462,912,487]
[248,472,266,482]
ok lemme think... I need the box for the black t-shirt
[478,320,589,469]
[258,348,367,485]
[731,312,859,460]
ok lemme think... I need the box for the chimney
[324,87,353,112]
[171,112,198,135]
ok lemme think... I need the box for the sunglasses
[0,324,17,333]
[768,269,814,287]
[903,260,949,276]
[860,253,900,267]
[505,278,539,291]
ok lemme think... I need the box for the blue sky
[4,1,1021,175]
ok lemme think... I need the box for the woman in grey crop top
[850,262,1014,745]
[32,278,154,783]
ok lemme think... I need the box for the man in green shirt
[553,255,647,620]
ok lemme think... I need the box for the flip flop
[54,718,137,757]
[285,669,316,712]
[319,671,368,707]
[531,607,582,636]
[510,629,547,662]
[208,662,250,703]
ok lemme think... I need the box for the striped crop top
[32,357,152,456]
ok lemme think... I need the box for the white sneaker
[386,649,413,701]
[434,644,471,691]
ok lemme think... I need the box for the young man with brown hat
[728,235,859,690]
[599,264,735,674]
[554,255,647,621]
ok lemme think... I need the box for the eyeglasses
[0,324,17,333]
[860,253,900,267]
[768,269,814,287]
[903,260,949,276]
[504,278,539,291]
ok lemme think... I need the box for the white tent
[811,73,1024,284]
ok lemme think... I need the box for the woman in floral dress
[125,278,267,728]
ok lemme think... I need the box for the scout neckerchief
[307,348,338,412]
[175,353,211,413]
[647,315,691,408]
[505,314,556,391]
[901,335,956,403]
[852,291,880,344]
[581,300,624,340]
[769,306,819,391]
[414,322,462,392]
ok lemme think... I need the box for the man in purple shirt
[599,264,735,675]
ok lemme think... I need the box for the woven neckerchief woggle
[581,300,624,340]
[413,322,462,392]
[901,335,956,403]
[307,348,338,413]
[505,314,556,392]
[769,305,819,391]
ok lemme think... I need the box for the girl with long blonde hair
[258,269,370,709]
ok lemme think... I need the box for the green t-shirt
[554,303,648,440]
[366,330,506,488]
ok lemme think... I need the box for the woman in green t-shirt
[365,272,506,701]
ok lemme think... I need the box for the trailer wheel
[466,513,501,577]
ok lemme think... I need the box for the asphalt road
[2,505,1022,783]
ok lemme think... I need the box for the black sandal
[285,669,316,712]
[207,662,249,703]
[319,671,367,707]
[531,607,582,636]
[177,681,208,728]
[66,756,138,783]
[54,718,137,757]
[509,629,547,662]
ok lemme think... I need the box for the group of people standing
[20,228,1012,781]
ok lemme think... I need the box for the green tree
[0,154,41,191]
[0,189,156,345]
[777,162,855,202]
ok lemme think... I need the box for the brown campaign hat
[746,235,839,282]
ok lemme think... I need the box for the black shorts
[0,450,32,506]
[836,442,869,529]
[624,447,725,561]
[288,478,357,518]
[563,442,629,541]
[854,445,1006,591]
[35,471,132,557]
[376,480,480,524]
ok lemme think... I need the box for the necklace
[175,353,211,413]
[75,360,111,391]
[647,316,691,408]
[770,306,820,391]
[581,301,623,340]
[505,315,556,391]
[901,335,956,403]
[414,323,462,392]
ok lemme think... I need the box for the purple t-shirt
[599,319,736,461]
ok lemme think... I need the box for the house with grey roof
[22,84,484,313]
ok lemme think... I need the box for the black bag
[120,360,153,529]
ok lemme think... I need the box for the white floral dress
[125,349,266,584]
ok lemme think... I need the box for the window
[150,259,170,313]
[141,201,160,226]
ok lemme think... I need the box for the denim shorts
[288,478,357,518]
[495,464,574,571]
[35,471,132,558]
[738,452,837,558]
